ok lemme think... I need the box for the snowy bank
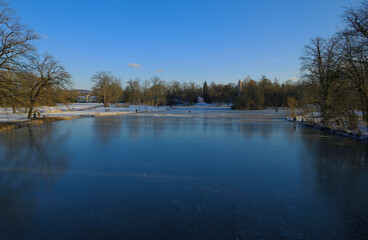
[286,114,368,142]
[0,103,169,132]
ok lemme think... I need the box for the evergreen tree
[203,81,209,103]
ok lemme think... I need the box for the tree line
[91,71,303,109]
[0,0,71,118]
[231,76,302,110]
[91,73,241,107]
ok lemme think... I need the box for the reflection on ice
[0,126,70,239]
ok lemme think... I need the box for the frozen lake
[0,108,367,239]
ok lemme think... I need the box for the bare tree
[125,78,141,104]
[92,71,112,107]
[301,37,342,126]
[0,0,38,104]
[110,78,123,105]
[343,1,368,41]
[0,0,38,70]
[141,79,151,104]
[19,53,71,119]
[166,80,182,106]
[341,1,368,129]
[150,76,166,106]
[92,71,122,107]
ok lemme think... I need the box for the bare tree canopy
[0,0,39,108]
[150,76,166,106]
[340,1,368,129]
[0,0,38,70]
[92,71,122,107]
[125,78,141,105]
[20,53,72,118]
[343,1,368,41]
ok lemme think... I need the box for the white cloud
[127,63,142,69]
[41,34,49,39]
[288,76,299,81]
[156,69,164,73]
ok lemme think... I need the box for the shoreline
[285,117,368,143]
[0,116,82,133]
[0,108,151,134]
[0,104,172,133]
[0,111,134,133]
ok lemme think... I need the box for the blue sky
[11,0,361,89]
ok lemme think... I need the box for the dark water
[0,108,367,240]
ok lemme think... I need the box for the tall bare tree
[150,76,166,106]
[125,78,141,104]
[301,37,342,126]
[341,1,368,129]
[0,1,38,70]
[19,53,71,118]
[141,79,151,104]
[92,71,122,107]
[0,0,38,105]
[110,78,123,105]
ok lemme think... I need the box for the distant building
[238,76,253,95]
[238,80,243,95]
[197,97,204,103]
[77,95,97,103]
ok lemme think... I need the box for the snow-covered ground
[0,103,168,123]
[176,103,232,107]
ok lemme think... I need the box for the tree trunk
[28,102,34,119]
[366,99,368,131]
